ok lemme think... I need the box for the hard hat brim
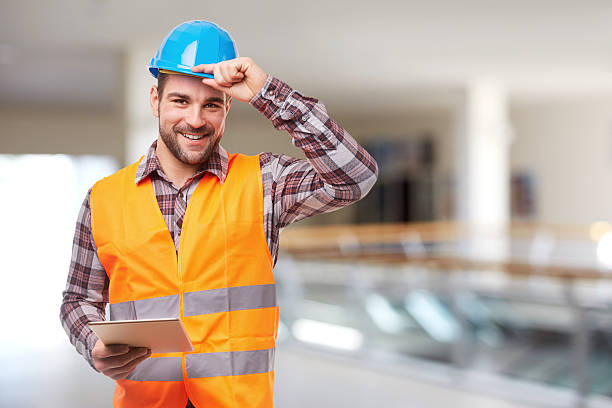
[150,67,214,79]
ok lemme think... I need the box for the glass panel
[276,256,612,400]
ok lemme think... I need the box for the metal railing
[274,222,612,408]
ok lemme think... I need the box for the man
[60,20,377,407]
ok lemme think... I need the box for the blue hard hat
[149,20,238,79]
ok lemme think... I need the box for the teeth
[182,133,204,140]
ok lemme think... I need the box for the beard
[159,122,220,166]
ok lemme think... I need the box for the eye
[171,98,188,105]
[204,103,221,109]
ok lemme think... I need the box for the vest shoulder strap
[90,158,142,248]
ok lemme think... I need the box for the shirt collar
[135,140,229,186]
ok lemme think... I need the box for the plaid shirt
[60,76,378,367]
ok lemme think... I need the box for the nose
[185,106,206,129]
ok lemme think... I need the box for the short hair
[157,72,169,99]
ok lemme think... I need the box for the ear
[150,85,160,118]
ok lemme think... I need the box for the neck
[155,139,198,188]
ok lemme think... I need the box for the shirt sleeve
[60,189,108,370]
[251,76,378,229]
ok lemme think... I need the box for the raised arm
[191,58,378,228]
[254,76,378,227]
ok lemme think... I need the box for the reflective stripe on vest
[109,284,276,320]
[184,284,276,316]
[109,293,180,320]
[127,356,183,381]
[126,349,276,382]
[186,348,275,378]
[91,153,276,407]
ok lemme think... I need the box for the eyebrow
[205,97,226,104]
[166,92,225,104]
[166,92,190,100]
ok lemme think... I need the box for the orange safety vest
[90,153,277,408]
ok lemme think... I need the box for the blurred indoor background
[2,0,612,407]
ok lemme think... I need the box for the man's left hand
[191,57,268,103]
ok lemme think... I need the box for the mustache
[174,124,215,136]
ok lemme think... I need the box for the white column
[454,79,513,260]
[124,45,158,164]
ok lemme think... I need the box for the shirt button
[267,90,275,97]
[301,114,308,122]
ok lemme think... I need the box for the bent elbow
[359,160,378,199]
[350,158,378,202]
[318,155,379,205]
[322,171,378,205]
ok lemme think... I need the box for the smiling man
[60,20,378,408]
[153,72,233,187]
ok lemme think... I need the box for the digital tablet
[88,318,194,353]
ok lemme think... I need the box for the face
[150,74,231,169]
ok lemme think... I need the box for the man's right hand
[92,339,151,380]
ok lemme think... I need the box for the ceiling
[2,0,612,110]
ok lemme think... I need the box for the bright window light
[292,318,364,351]
[0,154,117,353]
[590,221,611,242]
[596,231,612,269]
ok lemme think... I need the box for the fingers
[199,64,237,97]
[92,342,130,358]
[209,62,240,87]
[218,62,245,86]
[200,78,227,93]
[105,351,152,380]
[193,58,248,87]
[98,347,149,370]
[92,341,151,380]
[192,57,266,102]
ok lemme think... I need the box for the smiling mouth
[181,133,206,141]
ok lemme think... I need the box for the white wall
[0,106,124,160]
[510,96,612,225]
